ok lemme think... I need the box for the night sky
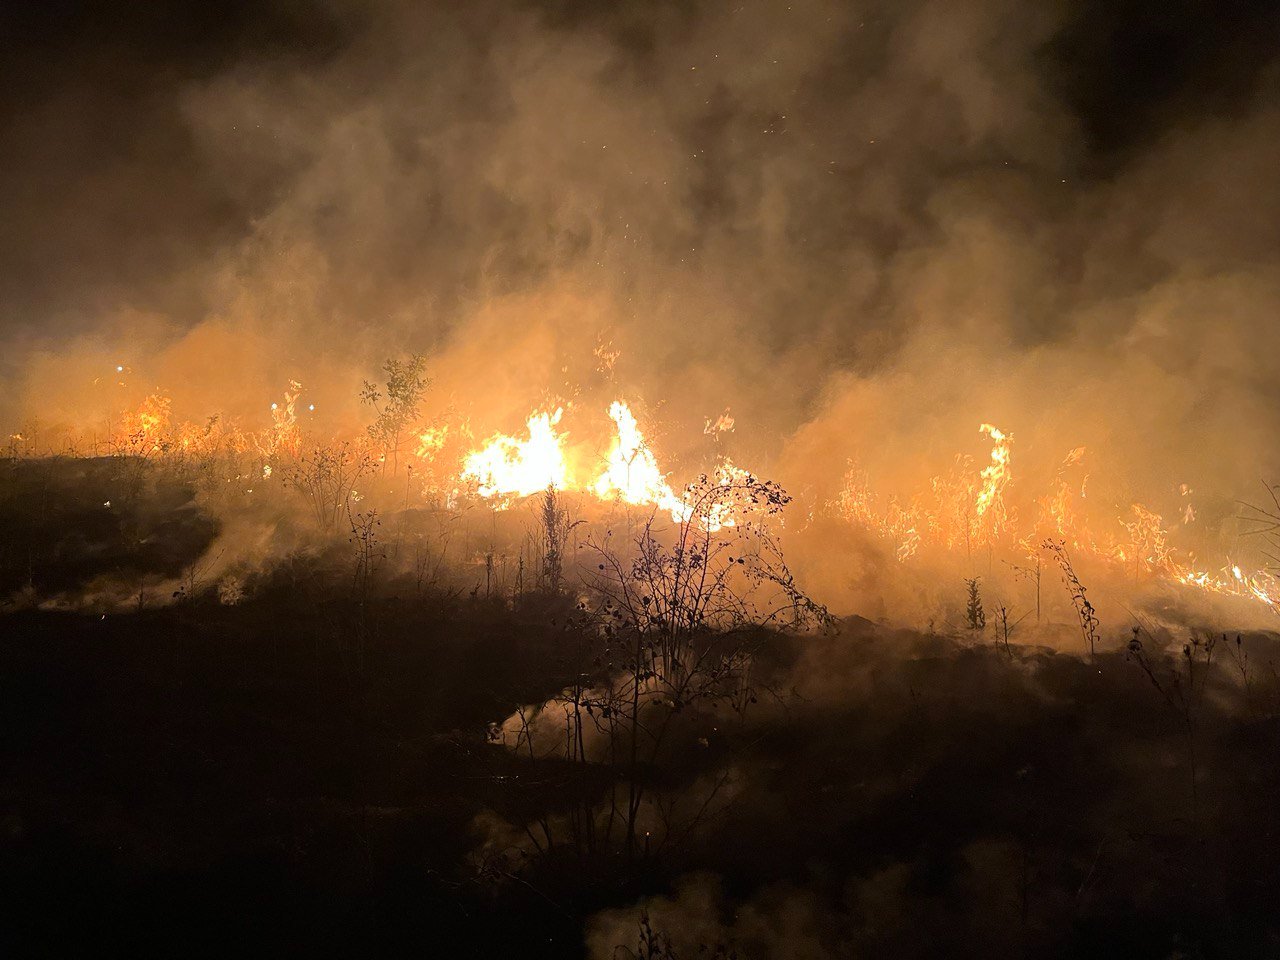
[2,1,1276,328]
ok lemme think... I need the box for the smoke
[4,0,1280,610]
[572,619,1280,957]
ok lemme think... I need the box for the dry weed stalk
[1126,627,1218,821]
[1043,538,1099,659]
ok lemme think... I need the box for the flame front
[834,422,1280,614]
[591,401,752,530]
[82,381,1280,615]
[594,401,681,512]
[461,409,569,501]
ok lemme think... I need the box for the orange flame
[594,400,680,512]
[461,409,569,502]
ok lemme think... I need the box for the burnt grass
[1,461,1280,957]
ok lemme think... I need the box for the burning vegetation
[831,421,1280,625]
[6,0,1280,955]
[10,352,1280,628]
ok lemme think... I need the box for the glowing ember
[704,409,735,438]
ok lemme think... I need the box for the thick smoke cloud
[3,0,1279,526]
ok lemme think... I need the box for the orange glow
[594,400,680,512]
[461,409,569,503]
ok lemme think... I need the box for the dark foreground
[2,462,1279,957]
[6,603,1280,959]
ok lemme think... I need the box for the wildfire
[590,401,757,530]
[95,387,765,532]
[974,423,1011,539]
[81,381,1280,614]
[118,394,173,451]
[834,422,1280,614]
[835,465,923,561]
[429,399,765,531]
[704,409,735,439]
[461,409,569,501]
[1174,563,1279,610]
[835,430,1011,562]
[415,424,449,460]
[1117,503,1171,572]
[594,401,681,512]
[673,459,757,532]
[265,380,303,458]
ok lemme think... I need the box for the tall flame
[974,422,1012,544]
[461,409,568,501]
[594,400,680,511]
[975,423,1011,518]
[592,401,756,530]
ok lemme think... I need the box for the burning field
[4,0,1280,956]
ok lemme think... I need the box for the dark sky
[0,1,350,329]
[2,0,1277,333]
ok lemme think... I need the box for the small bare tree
[994,604,1016,657]
[280,441,376,531]
[526,486,581,595]
[1043,539,1099,659]
[411,509,458,598]
[497,470,829,867]
[1006,557,1042,624]
[347,506,385,672]
[360,354,429,474]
